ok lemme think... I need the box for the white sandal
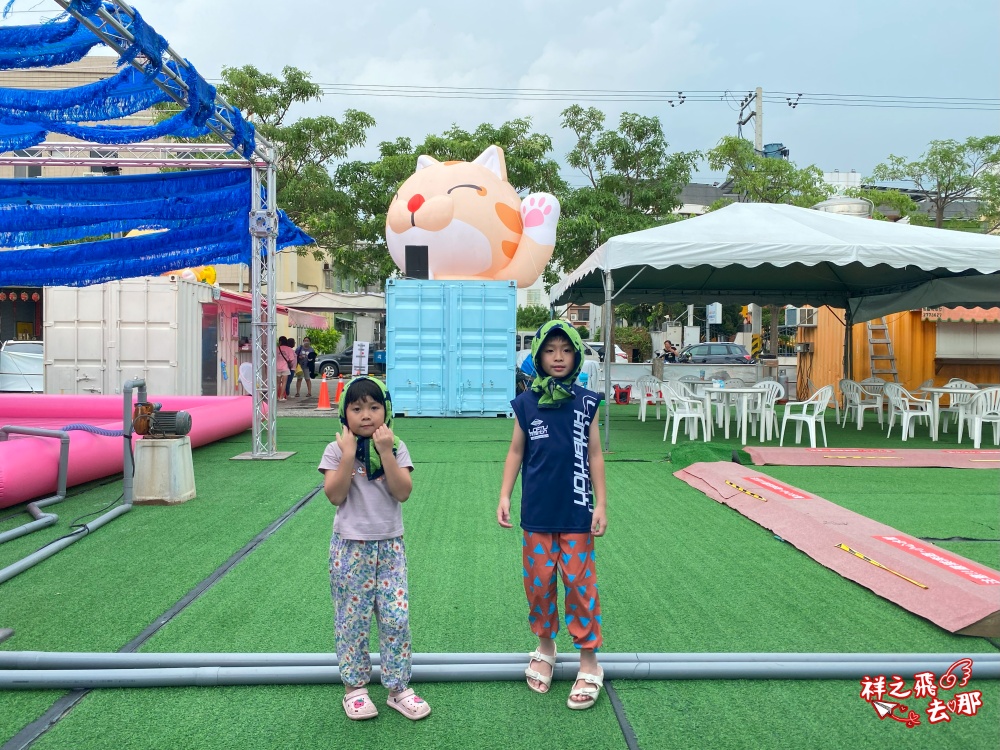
[567,670,603,709]
[524,648,557,694]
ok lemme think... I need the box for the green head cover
[337,376,399,481]
[530,320,584,408]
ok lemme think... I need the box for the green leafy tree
[869,136,1000,228]
[305,327,342,355]
[516,304,551,330]
[554,106,699,285]
[613,327,652,361]
[845,187,929,224]
[214,65,376,266]
[330,119,565,288]
[706,136,833,207]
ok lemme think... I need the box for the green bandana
[338,376,400,481]
[530,320,584,408]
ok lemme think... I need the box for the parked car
[314,346,386,379]
[676,342,755,365]
[589,342,629,363]
[0,340,43,392]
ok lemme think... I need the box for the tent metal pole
[603,269,613,451]
[844,307,854,381]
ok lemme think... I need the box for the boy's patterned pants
[329,533,411,691]
[522,531,603,649]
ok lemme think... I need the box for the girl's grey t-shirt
[317,440,413,540]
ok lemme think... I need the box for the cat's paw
[520,193,560,246]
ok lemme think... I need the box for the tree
[869,136,1000,228]
[214,65,376,266]
[329,118,565,288]
[706,136,833,207]
[845,186,929,224]
[516,304,551,330]
[553,106,699,285]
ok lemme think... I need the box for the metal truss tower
[5,1,282,456]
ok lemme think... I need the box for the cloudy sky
[6,0,999,184]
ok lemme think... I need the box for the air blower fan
[132,402,193,439]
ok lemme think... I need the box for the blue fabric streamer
[0,169,314,287]
[0,18,102,70]
[0,8,253,156]
[0,167,248,202]
[11,107,211,146]
[0,65,171,122]
[117,9,168,78]
[0,123,46,151]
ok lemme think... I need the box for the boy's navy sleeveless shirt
[511,385,604,533]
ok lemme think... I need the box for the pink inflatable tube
[0,395,252,509]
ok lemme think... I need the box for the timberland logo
[528,419,548,440]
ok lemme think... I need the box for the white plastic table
[701,385,764,442]
[919,386,978,441]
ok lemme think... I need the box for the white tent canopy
[551,202,1000,322]
[551,202,1000,449]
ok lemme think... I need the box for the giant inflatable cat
[385,145,559,287]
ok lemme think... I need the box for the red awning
[922,306,1000,323]
[218,290,329,329]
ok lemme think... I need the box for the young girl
[276,336,295,402]
[497,321,608,710]
[318,376,431,721]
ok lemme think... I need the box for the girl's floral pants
[330,533,411,691]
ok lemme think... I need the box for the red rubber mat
[674,461,1000,636]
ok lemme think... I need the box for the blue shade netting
[0,168,314,287]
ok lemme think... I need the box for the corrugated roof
[922,306,1000,323]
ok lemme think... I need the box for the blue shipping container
[386,279,516,417]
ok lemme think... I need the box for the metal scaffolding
[0,0,281,456]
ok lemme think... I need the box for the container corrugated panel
[44,278,213,395]
[386,280,515,417]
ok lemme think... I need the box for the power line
[297,84,999,110]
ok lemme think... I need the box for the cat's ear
[416,155,439,171]
[472,145,507,181]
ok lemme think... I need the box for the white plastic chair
[966,387,1000,449]
[238,362,254,395]
[675,374,702,399]
[636,375,664,422]
[780,385,833,448]
[807,378,840,426]
[883,382,932,441]
[745,381,785,442]
[938,382,978,436]
[840,379,883,430]
[662,382,708,444]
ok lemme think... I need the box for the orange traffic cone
[315,374,332,411]
[333,374,345,404]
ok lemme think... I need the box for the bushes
[614,327,652,361]
[576,326,590,339]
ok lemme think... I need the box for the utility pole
[754,86,763,152]
[740,88,780,364]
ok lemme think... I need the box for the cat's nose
[407,194,425,213]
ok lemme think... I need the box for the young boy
[318,376,431,721]
[497,321,608,710]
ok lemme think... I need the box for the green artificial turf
[2,408,998,749]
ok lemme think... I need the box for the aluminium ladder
[866,317,899,382]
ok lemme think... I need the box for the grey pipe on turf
[1,660,994,690]
[1,651,995,670]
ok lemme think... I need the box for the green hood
[530,320,584,408]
